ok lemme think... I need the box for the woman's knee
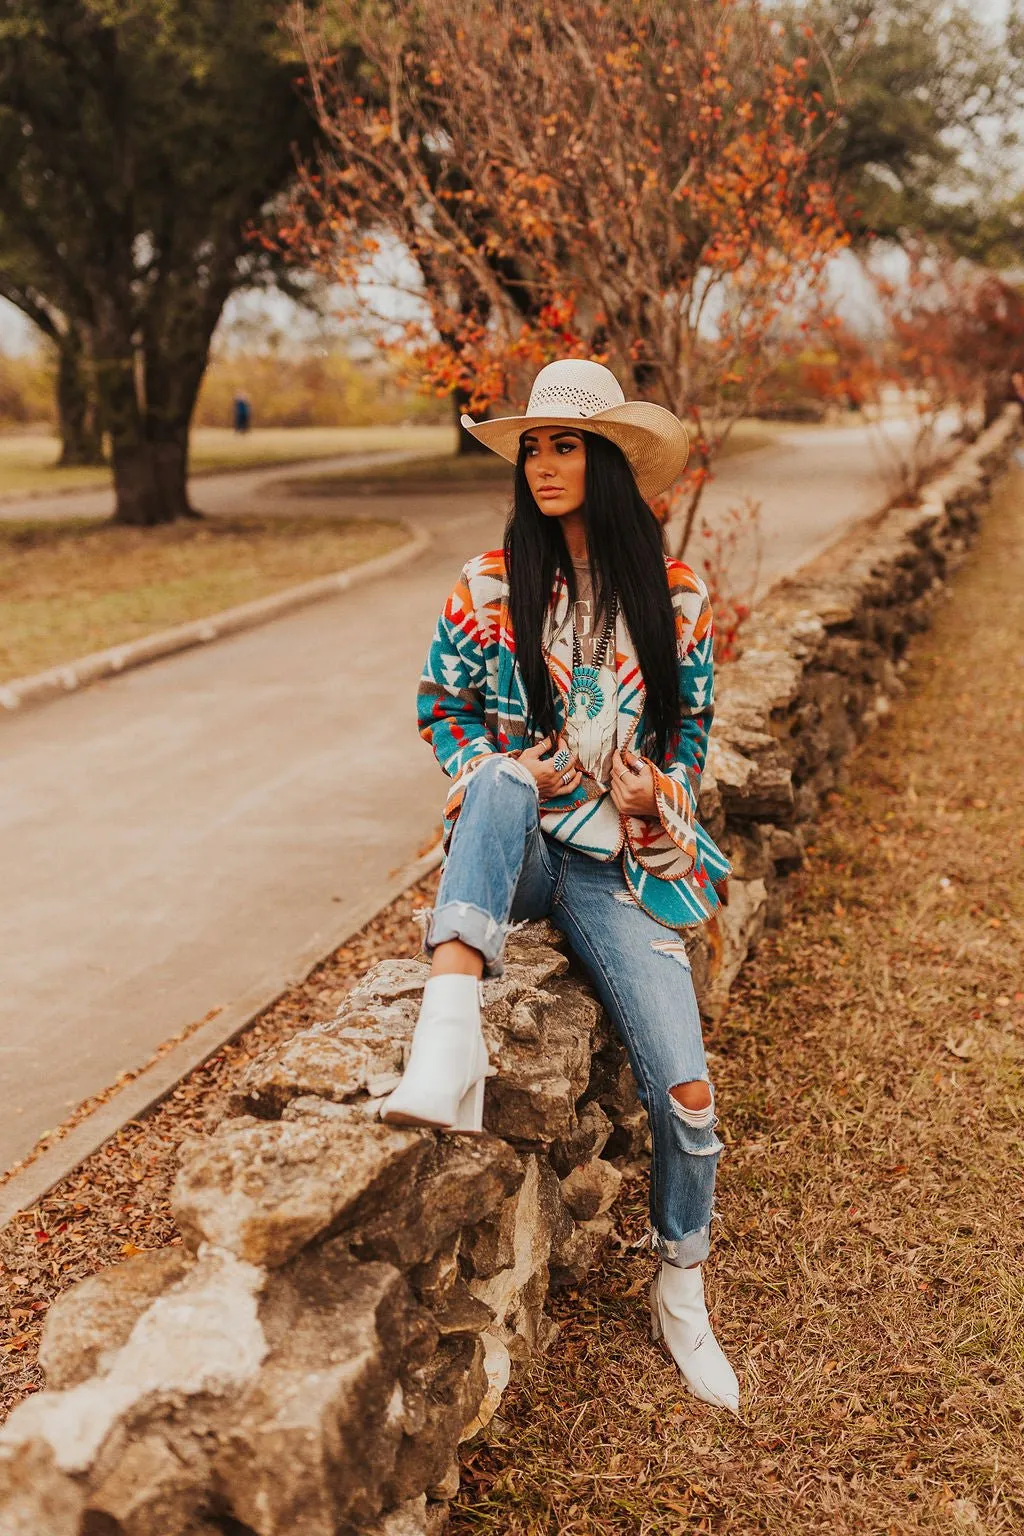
[464,753,539,802]
[667,1079,717,1134]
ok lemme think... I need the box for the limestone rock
[171,1107,429,1267]
[363,1494,431,1536]
[212,1254,433,1534]
[431,1279,495,1338]
[0,1250,266,1478]
[235,1025,405,1118]
[408,1232,462,1310]
[468,1157,560,1350]
[768,826,804,871]
[550,1098,613,1178]
[458,1330,512,1442]
[559,1158,623,1222]
[0,1440,84,1536]
[351,1136,524,1268]
[704,878,768,1019]
[39,1245,192,1390]
[85,1434,207,1536]
[385,1334,486,1508]
[710,739,795,822]
[484,976,599,1143]
[548,1220,598,1291]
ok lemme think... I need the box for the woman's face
[522,426,587,517]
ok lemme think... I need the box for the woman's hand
[610,747,659,818]
[519,735,583,798]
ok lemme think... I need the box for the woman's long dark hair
[504,431,680,764]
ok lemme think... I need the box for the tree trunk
[110,433,193,526]
[55,333,105,467]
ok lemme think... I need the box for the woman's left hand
[610,748,659,818]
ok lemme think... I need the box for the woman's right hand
[518,735,583,798]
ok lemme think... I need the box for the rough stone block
[1,1250,267,1479]
[171,1107,429,1267]
[458,1329,512,1443]
[85,1434,207,1536]
[768,826,804,872]
[559,1158,623,1222]
[385,1334,486,1507]
[550,1099,613,1178]
[468,1157,559,1348]
[0,1440,84,1536]
[350,1136,524,1268]
[704,878,768,1019]
[39,1246,192,1391]
[212,1254,433,1534]
[235,1025,405,1118]
[483,977,598,1143]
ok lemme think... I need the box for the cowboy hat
[459,358,689,500]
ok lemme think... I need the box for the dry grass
[0,514,408,681]
[0,424,455,499]
[452,471,1024,1535]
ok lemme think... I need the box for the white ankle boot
[650,1261,740,1415]
[379,975,489,1132]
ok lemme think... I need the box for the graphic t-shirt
[566,559,619,785]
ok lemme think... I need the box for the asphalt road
[0,418,935,1172]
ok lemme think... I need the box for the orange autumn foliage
[280,0,849,554]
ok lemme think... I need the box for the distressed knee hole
[669,1080,714,1129]
[650,937,692,971]
[492,757,540,796]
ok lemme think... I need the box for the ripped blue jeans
[425,754,722,1267]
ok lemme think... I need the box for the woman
[381,359,739,1414]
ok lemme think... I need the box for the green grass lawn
[0,514,409,682]
[0,424,457,501]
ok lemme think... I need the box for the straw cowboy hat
[460,358,689,501]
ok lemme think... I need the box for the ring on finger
[561,770,574,786]
[551,746,572,774]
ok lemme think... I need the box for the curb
[0,840,444,1228]
[0,518,430,716]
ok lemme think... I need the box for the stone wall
[0,408,1017,1536]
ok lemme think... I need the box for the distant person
[232,394,251,434]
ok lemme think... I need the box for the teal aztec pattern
[417,549,732,930]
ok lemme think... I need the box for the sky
[0,0,1017,361]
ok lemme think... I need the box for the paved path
[0,418,936,1172]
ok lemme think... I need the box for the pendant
[569,665,605,721]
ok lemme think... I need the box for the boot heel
[649,1278,663,1343]
[453,1075,485,1134]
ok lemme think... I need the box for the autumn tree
[0,0,320,524]
[787,0,1023,248]
[286,0,848,552]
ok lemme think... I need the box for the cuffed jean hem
[652,1223,711,1268]
[425,899,509,979]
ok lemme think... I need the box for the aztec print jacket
[416,549,732,930]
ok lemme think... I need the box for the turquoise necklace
[569,594,618,721]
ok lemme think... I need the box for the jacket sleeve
[624,577,715,879]
[416,564,498,786]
